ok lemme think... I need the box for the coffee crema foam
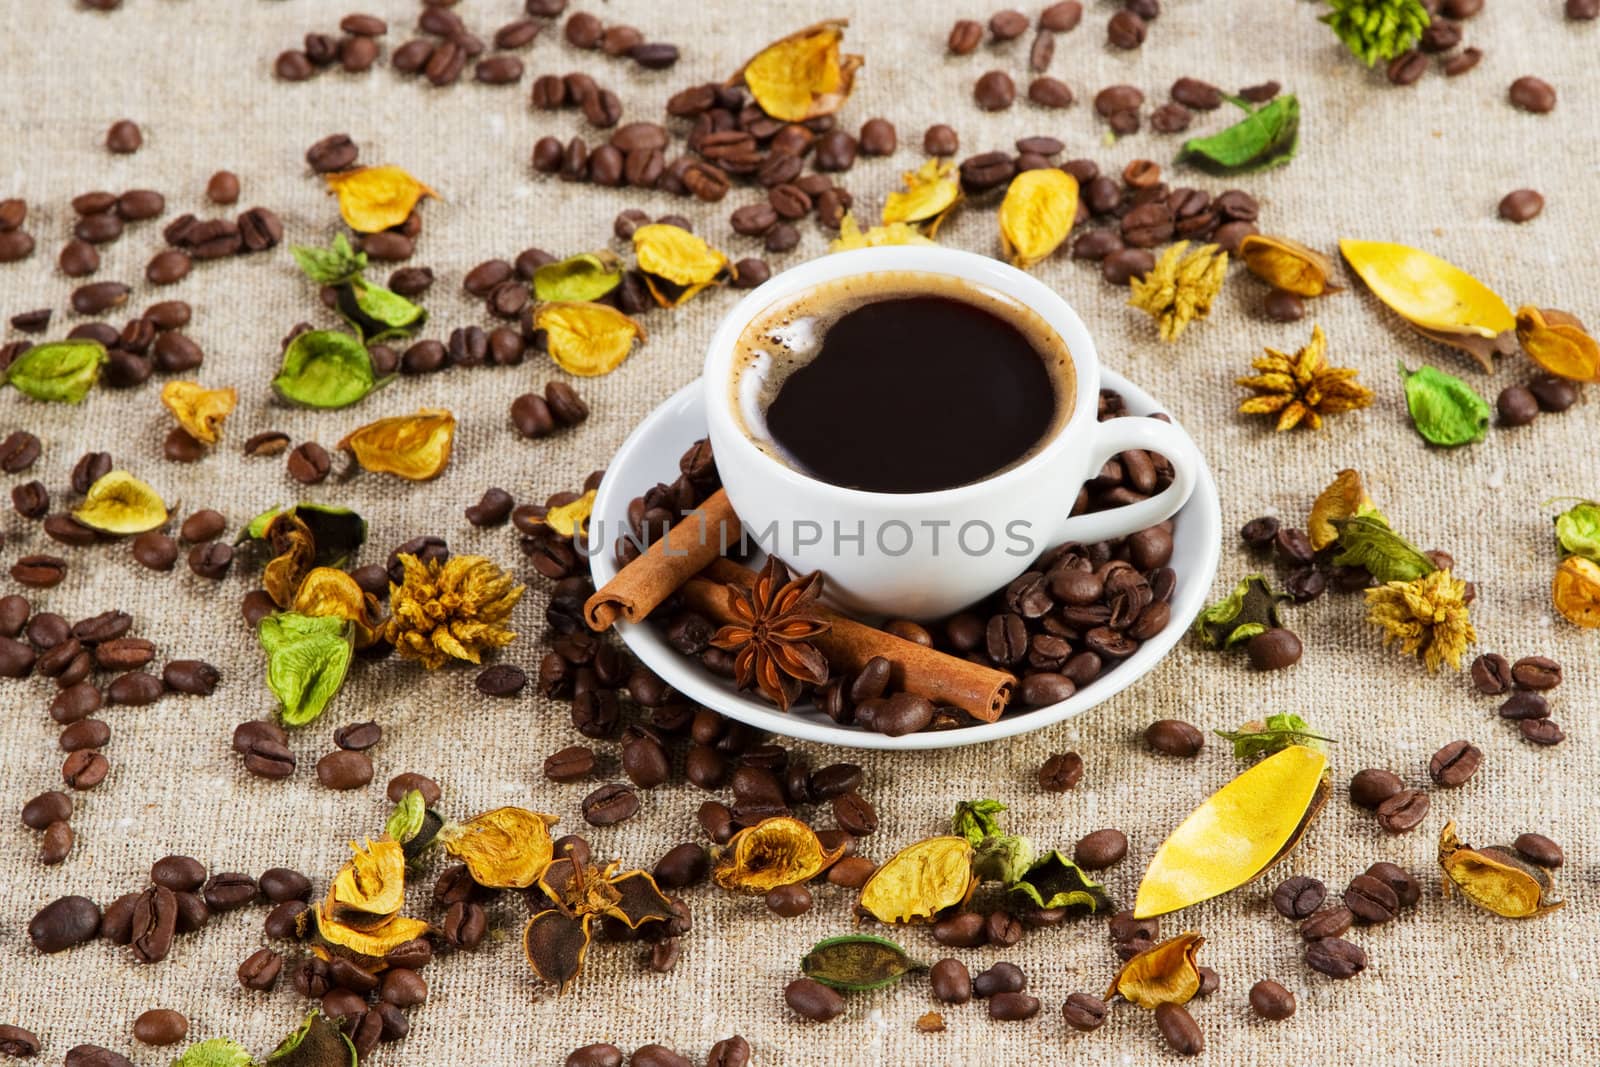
[730,270,1077,484]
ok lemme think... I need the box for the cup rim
[702,245,1101,506]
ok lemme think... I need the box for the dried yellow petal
[534,301,645,377]
[442,807,557,889]
[317,910,432,959]
[71,470,168,534]
[1438,821,1564,919]
[1106,932,1205,1009]
[1238,235,1337,297]
[324,165,437,233]
[1308,469,1378,551]
[881,160,962,235]
[1364,569,1476,671]
[1134,746,1328,919]
[713,816,845,894]
[829,214,934,253]
[1516,306,1600,383]
[263,512,317,609]
[329,839,406,920]
[733,20,862,122]
[339,408,455,480]
[292,567,384,648]
[1553,555,1600,628]
[545,490,596,538]
[1128,241,1228,342]
[1339,239,1516,371]
[159,380,237,445]
[1237,324,1373,432]
[998,169,1079,269]
[857,836,977,924]
[632,224,729,306]
[385,553,523,669]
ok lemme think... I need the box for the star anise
[710,557,831,711]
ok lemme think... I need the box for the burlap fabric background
[2,1,1595,1063]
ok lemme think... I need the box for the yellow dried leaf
[263,512,316,609]
[1339,239,1515,371]
[1106,932,1205,1009]
[71,470,168,534]
[324,165,437,233]
[534,302,645,377]
[1553,555,1600,628]
[443,807,557,889]
[733,20,863,122]
[829,214,934,253]
[292,566,384,648]
[545,490,596,538]
[1308,468,1378,551]
[159,380,237,445]
[317,910,432,959]
[857,836,976,924]
[1439,821,1564,919]
[1239,235,1337,297]
[1516,306,1600,383]
[339,408,455,480]
[1130,242,1229,342]
[998,169,1079,269]
[881,160,962,235]
[329,838,406,920]
[1134,745,1328,919]
[713,816,844,894]
[632,224,729,306]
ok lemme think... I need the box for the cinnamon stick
[684,558,1016,723]
[584,488,743,631]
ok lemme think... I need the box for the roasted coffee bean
[11,480,48,519]
[316,750,373,791]
[1510,655,1562,691]
[1496,384,1540,426]
[1274,526,1315,564]
[1344,873,1399,924]
[257,867,312,904]
[328,721,381,753]
[622,735,671,789]
[871,692,935,736]
[974,70,1017,111]
[1509,76,1557,113]
[565,1044,624,1067]
[133,1009,188,1047]
[143,246,189,290]
[150,855,207,893]
[59,717,110,752]
[922,958,973,1009]
[262,898,307,940]
[1520,718,1566,745]
[472,662,525,698]
[1263,287,1306,322]
[989,9,1029,39]
[1061,991,1108,1031]
[243,737,295,779]
[1386,49,1428,86]
[1145,718,1203,757]
[1247,979,1295,1021]
[1305,936,1366,978]
[1348,768,1404,809]
[287,442,332,484]
[1074,829,1127,870]
[511,392,557,437]
[1038,751,1084,792]
[71,281,131,315]
[203,872,258,911]
[129,886,178,963]
[61,749,109,790]
[1169,77,1222,111]
[1429,740,1482,787]
[21,790,73,830]
[582,782,640,826]
[103,669,162,705]
[159,659,218,696]
[786,977,845,1021]
[765,882,813,917]
[650,842,709,889]
[1529,374,1578,412]
[306,133,358,173]
[989,991,1041,1021]
[187,542,232,579]
[0,430,41,473]
[947,18,983,53]
[832,792,877,836]
[932,910,987,948]
[1376,788,1430,833]
[1153,1002,1202,1055]
[238,947,284,991]
[105,118,142,153]
[94,637,152,671]
[1102,247,1155,284]
[1513,832,1563,868]
[1107,9,1147,48]
[1245,628,1303,671]
[1365,861,1420,908]
[1498,188,1544,223]
[29,895,101,952]
[0,1025,41,1057]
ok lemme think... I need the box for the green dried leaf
[952,799,1008,847]
[3,340,107,403]
[801,934,927,991]
[1553,500,1600,563]
[1399,363,1489,447]
[1215,712,1336,762]
[259,612,354,727]
[291,234,367,287]
[241,503,367,568]
[267,1012,357,1067]
[272,330,383,409]
[1008,851,1114,913]
[336,280,426,342]
[972,832,1035,886]
[1193,575,1291,650]
[386,789,426,844]
[533,251,622,303]
[1321,0,1431,66]
[1180,94,1300,173]
[171,1038,256,1067]
[1330,515,1436,583]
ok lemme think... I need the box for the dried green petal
[1179,95,1299,173]
[1553,500,1600,563]
[1009,851,1114,913]
[801,934,927,991]
[171,1038,256,1067]
[3,340,107,403]
[972,832,1035,886]
[259,612,354,727]
[1215,713,1335,762]
[1399,363,1489,447]
[337,280,426,342]
[1193,575,1291,650]
[534,251,622,303]
[291,234,367,288]
[386,789,426,844]
[951,799,1008,846]
[1330,515,1436,583]
[267,1012,357,1067]
[272,330,383,410]
[241,503,367,568]
[1321,0,1431,66]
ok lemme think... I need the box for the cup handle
[1047,416,1201,547]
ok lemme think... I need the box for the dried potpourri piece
[533,251,623,303]
[801,935,927,991]
[1193,575,1291,650]
[339,408,456,480]
[1339,239,1516,371]
[1399,363,1489,447]
[523,856,675,991]
[1321,0,1431,65]
[160,381,237,444]
[264,1012,357,1067]
[292,235,426,343]
[708,556,830,711]
[1238,235,1339,297]
[171,1037,256,1067]
[532,302,645,376]
[1009,851,1114,914]
[1308,468,1378,551]
[1438,821,1564,919]
[1552,556,1600,628]
[1553,500,1600,562]
[1215,713,1333,762]
[327,838,407,923]
[1106,932,1205,1008]
[829,215,934,252]
[241,503,368,570]
[260,513,318,607]
[1134,745,1329,918]
[386,789,443,860]
[72,470,168,533]
[4,339,107,403]
[1179,95,1300,173]
[1515,306,1600,382]
[385,553,524,669]
[714,817,846,894]
[259,612,354,725]
[1127,242,1228,341]
[1364,568,1476,671]
[1237,324,1373,431]
[730,20,863,122]
[323,165,436,233]
[998,169,1079,269]
[272,329,386,410]
[439,806,557,889]
[857,837,976,923]
[1330,515,1435,583]
[543,491,596,538]
[880,159,963,236]
[292,567,384,648]
[631,224,730,307]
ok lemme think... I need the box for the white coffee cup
[703,245,1202,620]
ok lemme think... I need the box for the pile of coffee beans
[1384,0,1486,86]
[0,195,37,264]
[1496,375,1581,428]
[1,297,206,402]
[565,1036,749,1067]
[1269,858,1419,980]
[511,381,591,440]
[273,12,389,82]
[1470,651,1568,747]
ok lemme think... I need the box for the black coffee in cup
[731,271,1075,493]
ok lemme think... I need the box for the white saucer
[586,371,1222,751]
